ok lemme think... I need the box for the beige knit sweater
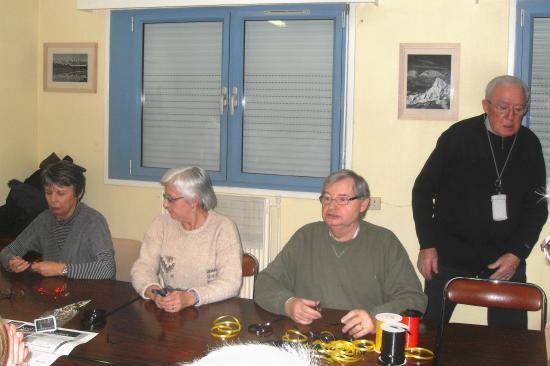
[131,211,243,305]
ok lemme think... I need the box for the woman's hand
[8,257,30,273]
[157,291,196,312]
[146,286,196,313]
[30,261,65,277]
[5,323,30,366]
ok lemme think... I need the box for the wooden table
[0,272,547,365]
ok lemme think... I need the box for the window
[109,5,346,191]
[515,1,550,184]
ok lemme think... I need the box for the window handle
[230,86,239,116]
[220,86,228,115]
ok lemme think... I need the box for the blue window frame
[515,0,550,177]
[109,4,346,192]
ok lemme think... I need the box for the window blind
[529,18,550,184]
[242,20,334,177]
[142,22,223,171]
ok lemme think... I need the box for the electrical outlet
[370,197,381,210]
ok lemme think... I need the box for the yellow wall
[0,0,38,199]
[7,0,546,329]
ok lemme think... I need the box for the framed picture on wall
[43,43,97,93]
[398,43,460,121]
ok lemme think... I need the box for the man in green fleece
[254,170,427,338]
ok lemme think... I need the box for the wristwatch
[61,265,68,277]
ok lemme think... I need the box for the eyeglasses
[162,193,186,204]
[319,195,359,206]
[487,100,528,115]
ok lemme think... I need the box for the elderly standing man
[412,75,548,328]
[254,170,427,338]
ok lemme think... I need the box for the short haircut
[485,75,529,102]
[160,166,217,211]
[41,160,87,200]
[321,169,371,200]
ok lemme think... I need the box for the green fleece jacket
[254,220,427,316]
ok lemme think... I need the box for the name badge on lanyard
[491,194,507,221]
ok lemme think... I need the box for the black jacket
[412,114,548,271]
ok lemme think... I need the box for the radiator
[216,194,276,299]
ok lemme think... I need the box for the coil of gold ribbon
[281,329,309,343]
[312,339,375,363]
[210,315,241,339]
[278,327,432,363]
[405,347,434,360]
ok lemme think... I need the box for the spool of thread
[374,313,402,353]
[378,322,408,366]
[401,309,422,348]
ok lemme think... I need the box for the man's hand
[341,309,375,338]
[417,248,438,280]
[487,253,520,280]
[30,261,65,277]
[8,256,30,273]
[284,297,322,325]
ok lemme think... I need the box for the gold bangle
[281,329,308,343]
[352,339,375,353]
[210,315,241,339]
[405,347,434,360]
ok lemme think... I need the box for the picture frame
[398,43,460,121]
[43,43,97,93]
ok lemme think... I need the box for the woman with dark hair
[0,161,115,279]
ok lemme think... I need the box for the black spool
[378,322,407,366]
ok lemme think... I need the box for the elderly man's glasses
[319,195,359,206]
[162,193,186,204]
[487,100,528,115]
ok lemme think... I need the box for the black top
[412,114,548,271]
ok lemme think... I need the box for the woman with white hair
[131,167,243,312]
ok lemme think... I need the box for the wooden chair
[242,252,259,279]
[434,277,547,366]
[112,238,142,282]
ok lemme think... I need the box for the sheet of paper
[8,319,97,366]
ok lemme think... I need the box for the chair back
[242,253,259,279]
[446,277,546,313]
[112,238,142,282]
[434,277,547,366]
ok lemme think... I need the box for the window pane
[529,18,550,179]
[242,20,334,177]
[142,22,223,171]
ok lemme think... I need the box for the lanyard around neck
[485,120,517,193]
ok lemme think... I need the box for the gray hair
[160,166,217,210]
[321,169,370,199]
[321,170,370,218]
[485,75,529,102]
